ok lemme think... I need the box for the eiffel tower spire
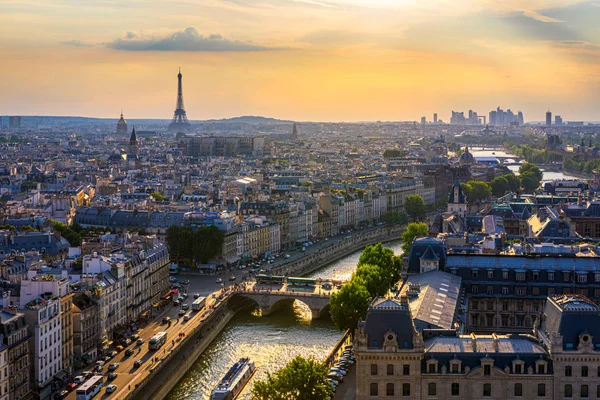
[168,67,191,131]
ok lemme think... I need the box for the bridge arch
[231,292,330,320]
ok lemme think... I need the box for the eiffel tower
[168,68,191,131]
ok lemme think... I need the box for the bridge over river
[231,278,344,319]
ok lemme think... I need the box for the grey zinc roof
[426,335,546,354]
[445,254,600,272]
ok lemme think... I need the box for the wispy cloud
[106,27,284,52]
[522,10,563,23]
[59,39,93,47]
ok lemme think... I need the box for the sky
[1,0,600,122]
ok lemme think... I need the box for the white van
[73,376,85,384]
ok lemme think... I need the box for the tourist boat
[211,358,256,400]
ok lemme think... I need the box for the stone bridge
[233,289,332,319]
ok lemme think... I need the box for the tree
[329,279,371,332]
[503,173,521,192]
[20,225,38,232]
[490,176,510,197]
[519,163,543,182]
[251,355,334,400]
[520,173,539,193]
[381,211,408,226]
[354,264,388,297]
[464,180,491,204]
[150,191,168,202]
[401,222,428,257]
[166,225,224,266]
[358,243,402,286]
[383,149,403,158]
[405,194,426,222]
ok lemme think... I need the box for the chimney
[492,332,499,352]
[400,295,408,305]
[470,332,477,352]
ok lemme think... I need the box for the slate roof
[541,295,600,351]
[363,297,415,349]
[448,180,466,204]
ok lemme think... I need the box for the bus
[148,332,168,350]
[256,274,286,285]
[192,296,206,311]
[75,375,103,400]
[287,277,318,287]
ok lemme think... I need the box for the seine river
[168,240,403,399]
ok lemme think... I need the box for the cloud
[522,10,563,23]
[502,13,579,41]
[107,27,283,52]
[59,40,93,47]
[297,29,403,47]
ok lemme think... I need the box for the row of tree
[463,163,543,203]
[165,225,224,265]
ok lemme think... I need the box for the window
[517,287,525,295]
[582,385,589,398]
[502,315,509,327]
[386,383,394,396]
[563,272,570,282]
[472,300,478,310]
[402,383,410,396]
[483,383,491,397]
[451,383,459,396]
[514,383,523,396]
[472,285,479,294]
[428,383,436,396]
[502,287,509,295]
[387,364,394,376]
[565,366,572,377]
[472,270,479,278]
[597,366,600,377]
[370,383,378,396]
[428,363,436,373]
[487,286,494,295]
[548,272,554,280]
[566,343,574,349]
[538,364,545,374]
[484,365,491,375]
[533,272,539,280]
[403,364,410,375]
[515,364,522,374]
[487,301,494,311]
[371,364,378,375]
[451,363,459,373]
[538,383,545,396]
[564,384,572,398]
[582,366,588,377]
[517,302,524,311]
[596,385,600,398]
[532,287,540,296]
[516,272,526,281]
[502,270,509,279]
[487,270,494,279]
[578,274,588,283]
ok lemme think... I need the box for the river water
[168,240,403,399]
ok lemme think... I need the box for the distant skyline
[1,0,600,122]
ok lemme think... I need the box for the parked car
[215,278,223,284]
[163,316,171,324]
[109,350,117,358]
[178,309,186,316]
[137,338,145,346]
[134,359,143,368]
[106,385,117,394]
[174,299,180,306]
[93,365,102,372]
[125,348,134,357]
[183,314,191,322]
[131,334,140,341]
[108,363,119,371]
[95,360,106,367]
[107,372,117,381]
[54,390,69,399]
[82,371,93,379]
[181,303,189,310]
[194,293,201,299]
[73,376,85,384]
[67,383,79,391]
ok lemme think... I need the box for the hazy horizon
[2,0,600,122]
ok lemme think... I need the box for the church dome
[459,146,474,164]
[116,112,128,135]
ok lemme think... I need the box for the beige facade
[60,292,74,375]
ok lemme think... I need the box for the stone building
[0,309,30,400]
[355,294,600,400]
[72,293,99,369]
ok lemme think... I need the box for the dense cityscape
[4,0,600,399]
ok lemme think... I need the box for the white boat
[211,358,256,400]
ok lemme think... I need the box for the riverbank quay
[271,225,404,277]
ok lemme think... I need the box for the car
[125,349,134,357]
[182,292,188,299]
[137,338,145,346]
[109,350,118,358]
[106,385,117,394]
[107,372,117,381]
[134,359,143,368]
[174,299,180,306]
[103,355,112,362]
[123,338,132,347]
[181,304,189,310]
[54,389,69,399]
[108,363,119,371]
[163,316,171,324]
[131,334,140,341]
[183,314,191,322]
[67,382,79,391]
[216,278,223,283]
[178,309,186,316]
[228,275,236,281]
[285,254,290,259]
[115,345,124,352]
[193,293,201,299]
[329,368,346,376]
[73,376,86,384]
[82,371,93,378]
[94,365,103,372]
[327,372,343,381]
[96,360,106,367]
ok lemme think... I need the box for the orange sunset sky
[1,0,599,122]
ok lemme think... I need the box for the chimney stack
[470,332,477,352]
[492,332,499,352]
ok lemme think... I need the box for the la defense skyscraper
[168,68,191,132]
